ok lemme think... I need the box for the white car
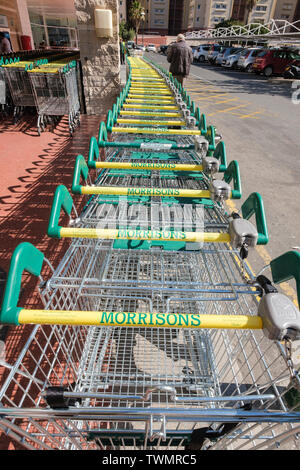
[146,44,156,52]
[222,49,244,69]
[237,48,263,72]
[193,45,210,63]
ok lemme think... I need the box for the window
[257,50,267,57]
[198,4,201,8]
[256,5,267,10]
[283,3,292,9]
[154,19,164,24]
[197,17,200,21]
[155,8,164,12]
[281,14,290,18]
[251,49,261,57]
[215,3,227,9]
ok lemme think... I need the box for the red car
[252,49,300,77]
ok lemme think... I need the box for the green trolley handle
[0,242,44,325]
[270,251,300,307]
[241,192,269,245]
[224,160,242,199]
[1,242,299,328]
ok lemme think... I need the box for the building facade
[273,0,298,22]
[119,0,127,22]
[0,0,33,51]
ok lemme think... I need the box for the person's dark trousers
[172,74,185,87]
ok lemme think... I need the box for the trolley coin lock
[202,157,220,175]
[257,275,300,342]
[209,179,231,202]
[228,214,258,250]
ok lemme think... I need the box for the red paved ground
[0,111,104,449]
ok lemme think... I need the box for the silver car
[237,48,263,72]
[222,49,244,69]
[215,47,239,66]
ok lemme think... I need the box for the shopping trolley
[1,241,300,450]
[28,60,80,136]
[2,60,38,122]
[0,66,7,110]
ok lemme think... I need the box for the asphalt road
[146,51,300,302]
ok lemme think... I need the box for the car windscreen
[251,49,261,57]
[257,50,268,57]
[289,52,300,60]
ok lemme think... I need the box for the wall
[0,0,22,51]
[74,0,121,115]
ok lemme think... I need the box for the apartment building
[273,0,298,22]
[225,0,298,26]
[206,0,235,27]
[119,0,127,22]
[126,0,299,35]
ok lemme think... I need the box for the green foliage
[119,20,135,41]
[215,19,243,29]
[129,0,145,41]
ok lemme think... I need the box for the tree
[245,0,259,24]
[215,19,244,29]
[129,0,145,44]
[119,20,135,41]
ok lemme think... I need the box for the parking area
[147,50,300,305]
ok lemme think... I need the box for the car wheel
[199,55,205,63]
[263,66,273,78]
[245,64,253,73]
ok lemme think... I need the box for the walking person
[0,32,12,54]
[167,34,193,87]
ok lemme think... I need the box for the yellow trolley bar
[18,309,263,329]
[112,127,201,135]
[119,111,182,117]
[93,162,203,171]
[79,185,212,198]
[122,104,179,110]
[59,227,231,243]
[116,119,186,126]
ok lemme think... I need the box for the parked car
[136,44,145,51]
[207,44,225,64]
[237,48,263,72]
[146,44,157,52]
[252,48,300,77]
[159,45,168,54]
[283,58,300,79]
[222,48,245,69]
[193,44,210,62]
[127,41,135,50]
[216,47,241,66]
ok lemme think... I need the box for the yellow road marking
[207,103,248,116]
[212,97,239,105]
[239,110,264,119]
[190,93,228,100]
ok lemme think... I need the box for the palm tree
[245,0,259,24]
[129,0,145,44]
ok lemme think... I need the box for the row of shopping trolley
[0,52,80,135]
[1,55,300,450]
